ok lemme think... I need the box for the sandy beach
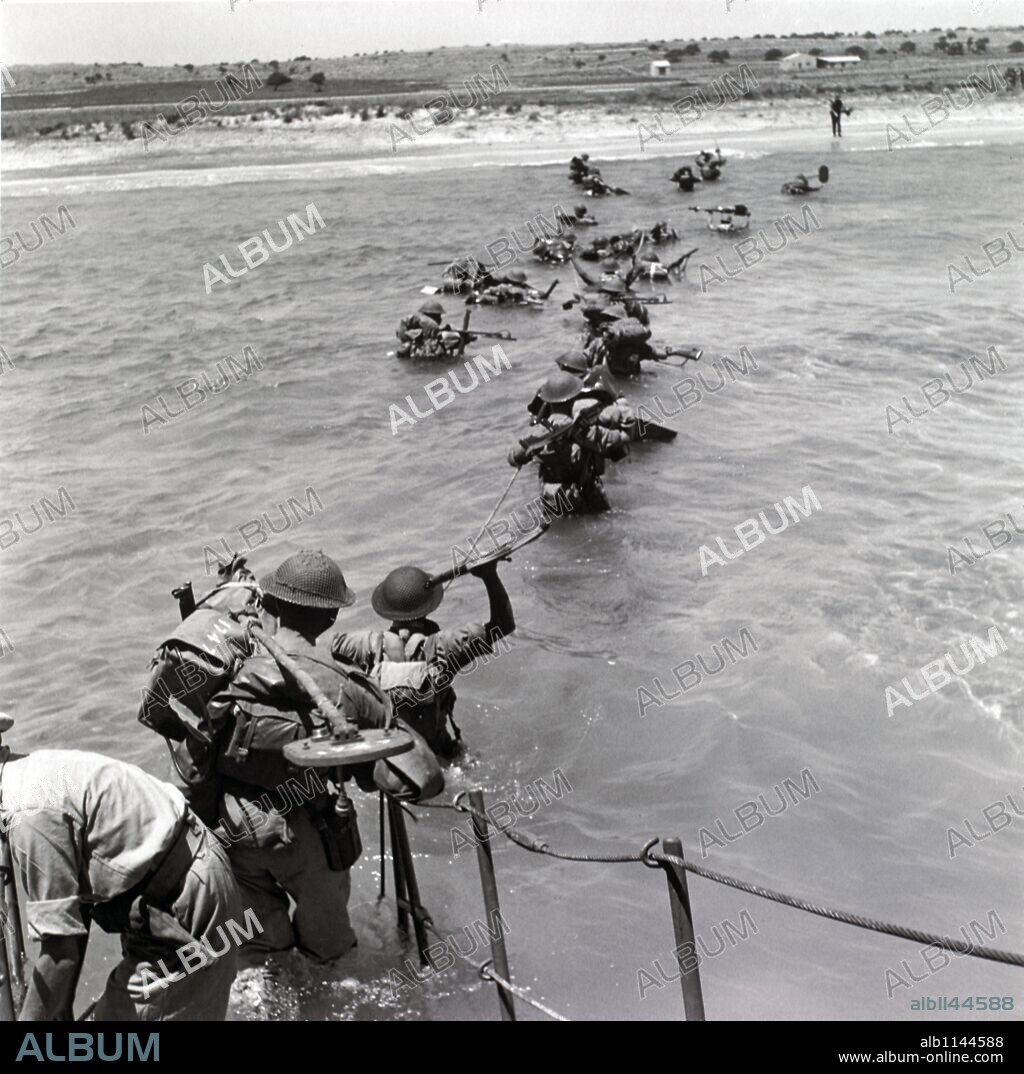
[4,93,1024,187]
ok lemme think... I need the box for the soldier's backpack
[368,631,462,757]
[137,560,261,812]
[603,318,652,348]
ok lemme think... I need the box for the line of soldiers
[505,239,700,513]
[0,546,516,1021]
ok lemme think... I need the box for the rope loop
[639,837,662,869]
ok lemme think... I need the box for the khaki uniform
[0,749,241,1021]
[207,636,389,966]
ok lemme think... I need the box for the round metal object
[283,728,415,768]
[0,714,14,734]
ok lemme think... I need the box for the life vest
[604,319,652,348]
[397,313,441,343]
[212,643,443,822]
[138,581,260,748]
[368,631,461,755]
[210,650,386,792]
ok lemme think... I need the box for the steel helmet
[581,366,620,402]
[418,300,446,319]
[601,259,619,273]
[506,269,528,284]
[260,550,355,609]
[599,278,629,296]
[537,369,585,404]
[371,565,444,621]
[555,348,590,374]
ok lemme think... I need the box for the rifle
[515,405,604,463]
[653,346,703,367]
[426,520,549,590]
[448,310,517,353]
[635,419,677,443]
[666,247,699,275]
[427,258,496,270]
[456,328,516,341]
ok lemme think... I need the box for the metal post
[468,789,516,1021]
[387,799,433,968]
[387,801,409,934]
[661,837,705,1021]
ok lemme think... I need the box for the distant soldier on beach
[830,95,851,137]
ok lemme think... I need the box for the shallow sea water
[1,135,1022,1020]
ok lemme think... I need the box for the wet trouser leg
[94,824,241,1021]
[227,807,356,967]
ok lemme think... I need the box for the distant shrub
[310,72,325,90]
[845,45,868,59]
[683,43,701,56]
[267,71,292,90]
[1010,40,1024,53]
[708,50,730,64]
[764,48,783,61]
[899,41,917,54]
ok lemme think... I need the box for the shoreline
[3,94,1024,188]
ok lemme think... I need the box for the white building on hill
[779,53,817,71]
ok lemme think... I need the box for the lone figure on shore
[830,95,850,137]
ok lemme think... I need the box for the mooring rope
[415,798,1024,969]
[421,919,569,1021]
[445,468,522,593]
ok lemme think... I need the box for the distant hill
[4,28,1022,137]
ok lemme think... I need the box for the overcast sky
[3,0,1021,66]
